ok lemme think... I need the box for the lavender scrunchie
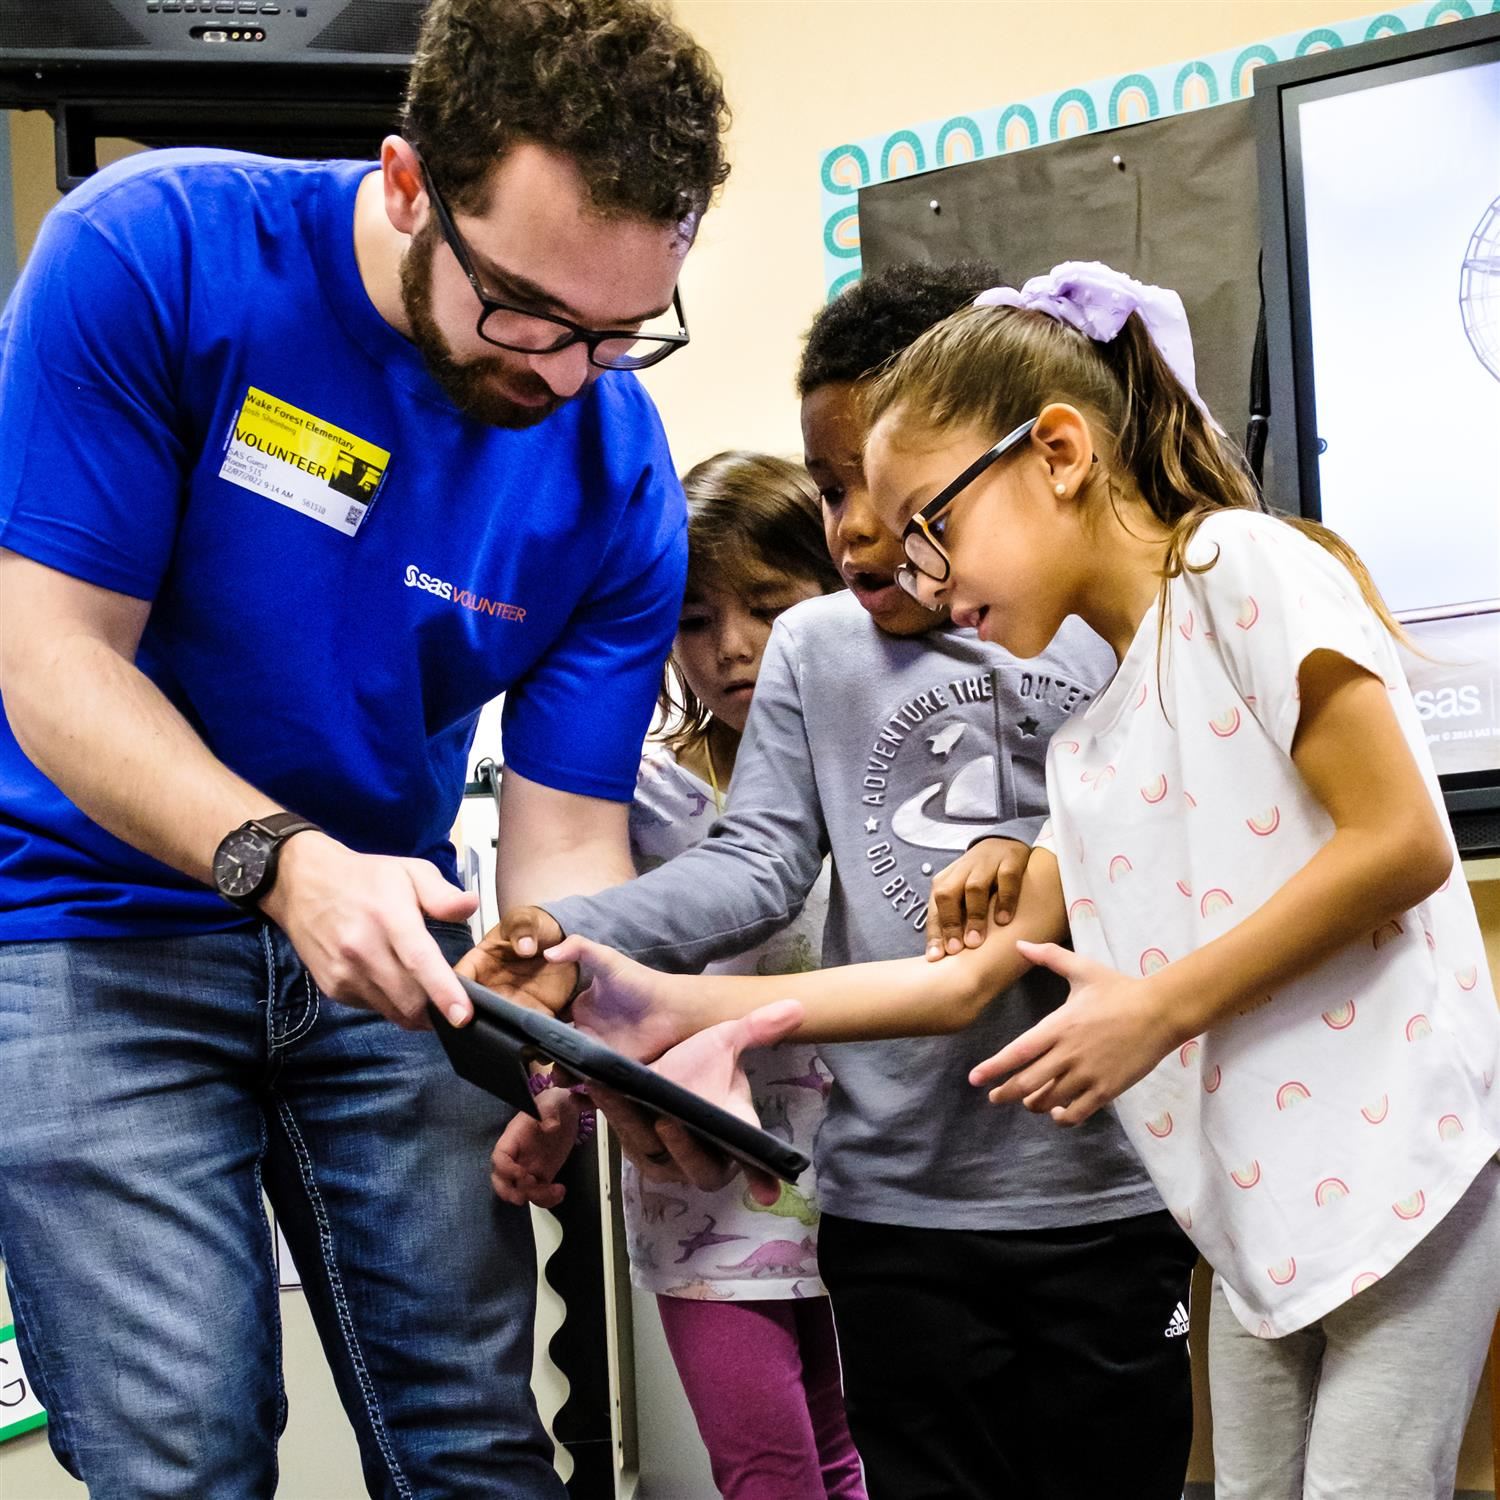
[974,261,1212,420]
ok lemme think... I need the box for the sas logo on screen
[403,564,526,622]
[1414,685,1482,722]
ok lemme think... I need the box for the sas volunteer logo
[404,564,526,622]
[219,387,390,536]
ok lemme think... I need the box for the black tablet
[431,976,811,1185]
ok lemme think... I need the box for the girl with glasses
[549,263,1500,1500]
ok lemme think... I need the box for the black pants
[818,1209,1198,1500]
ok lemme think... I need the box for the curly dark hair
[403,0,730,222]
[795,259,1007,395]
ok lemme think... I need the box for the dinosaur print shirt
[1036,510,1500,1336]
[622,744,832,1301]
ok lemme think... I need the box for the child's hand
[925,837,1031,960]
[458,905,577,1016]
[590,999,805,1206]
[968,941,1177,1124]
[489,1086,585,1209]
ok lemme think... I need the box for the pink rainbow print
[1275,1080,1311,1111]
[1068,897,1098,921]
[1173,1207,1192,1232]
[1246,807,1280,836]
[1424,930,1437,951]
[1350,1271,1381,1296]
[1404,1014,1432,1042]
[1360,1095,1389,1125]
[1266,1258,1296,1285]
[1175,879,1194,898]
[1437,1114,1464,1141]
[1321,1000,1356,1030]
[1108,854,1133,883]
[1373,919,1403,950]
[1204,1064,1222,1093]
[1178,610,1194,640]
[1139,947,1169,976]
[1209,707,1241,738]
[1145,1112,1173,1138]
[1055,739,1080,754]
[1314,1177,1349,1207]
[1134,681,1149,709]
[1235,595,1260,630]
[1229,1160,1262,1189]
[1178,1039,1200,1067]
[1392,1191,1426,1221]
[1140,774,1168,804]
[1455,965,1478,991]
[1183,791,1197,809]
[1199,888,1233,918]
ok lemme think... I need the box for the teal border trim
[996,103,1040,151]
[936,115,984,165]
[1108,73,1162,122]
[1048,87,1100,137]
[1173,61,1221,109]
[878,129,925,178]
[818,2,1472,298]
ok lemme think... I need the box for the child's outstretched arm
[559,846,1069,1059]
[461,624,831,1008]
[973,650,1453,1125]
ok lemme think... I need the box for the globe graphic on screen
[1460,193,1500,384]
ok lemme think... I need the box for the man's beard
[399,224,568,431]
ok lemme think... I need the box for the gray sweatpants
[1209,1155,1500,1500]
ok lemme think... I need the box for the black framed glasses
[895,418,1037,604]
[419,161,690,372]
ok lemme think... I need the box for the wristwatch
[212,812,320,911]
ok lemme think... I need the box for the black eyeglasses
[895,418,1037,604]
[419,160,691,372]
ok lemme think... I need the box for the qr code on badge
[344,506,362,527]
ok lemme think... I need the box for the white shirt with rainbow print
[1037,509,1500,1337]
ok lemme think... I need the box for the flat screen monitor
[1257,12,1500,855]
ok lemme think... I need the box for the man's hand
[261,831,477,1030]
[457,905,577,1016]
[968,940,1177,1125]
[489,1085,585,1209]
[925,838,1031,960]
[591,999,804,1206]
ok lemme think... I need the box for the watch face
[214,826,272,902]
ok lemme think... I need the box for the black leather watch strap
[249,812,320,843]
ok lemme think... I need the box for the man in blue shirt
[0,1,727,1492]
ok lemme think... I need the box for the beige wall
[4,1,1498,1494]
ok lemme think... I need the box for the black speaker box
[0,0,428,185]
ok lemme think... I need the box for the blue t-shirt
[0,150,687,939]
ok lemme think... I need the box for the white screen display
[1297,54,1500,776]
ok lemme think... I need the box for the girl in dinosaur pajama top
[494,452,863,1500]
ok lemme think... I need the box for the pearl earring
[1054,482,1067,497]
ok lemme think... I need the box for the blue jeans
[0,922,565,1499]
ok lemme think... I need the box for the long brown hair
[658,452,842,756]
[864,302,1405,641]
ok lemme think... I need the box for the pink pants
[656,1294,867,1500]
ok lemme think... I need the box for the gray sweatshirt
[549,591,1161,1230]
